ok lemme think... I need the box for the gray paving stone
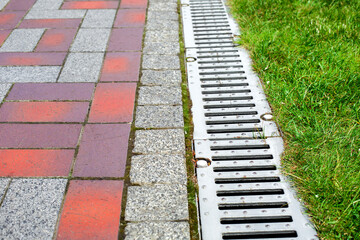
[71,28,111,52]
[0,178,67,239]
[125,222,190,240]
[125,184,188,221]
[0,84,11,102]
[58,53,104,82]
[31,0,63,10]
[82,9,116,28]
[133,129,185,155]
[0,29,45,52]
[148,2,177,11]
[0,178,10,203]
[141,70,181,86]
[0,0,10,11]
[144,42,180,55]
[0,66,61,83]
[145,30,179,43]
[147,10,178,21]
[142,55,180,70]
[146,20,179,31]
[25,10,86,19]
[135,105,184,128]
[138,86,182,105]
[130,155,187,185]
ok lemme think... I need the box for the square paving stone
[148,2,177,11]
[73,124,130,178]
[36,28,78,52]
[146,20,179,31]
[130,154,187,185]
[138,86,182,105]
[125,184,188,221]
[142,55,180,70]
[143,42,180,55]
[120,0,147,9]
[0,178,10,200]
[0,66,61,83]
[133,129,185,154]
[58,53,104,82]
[147,10,178,21]
[0,178,67,240]
[114,9,146,27]
[70,28,111,52]
[56,180,123,240]
[135,105,184,128]
[0,84,11,102]
[145,30,179,43]
[81,9,116,28]
[141,70,181,86]
[108,28,144,51]
[0,29,45,52]
[125,222,190,240]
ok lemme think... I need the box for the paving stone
[0,124,82,148]
[7,83,95,101]
[148,2,177,11]
[0,178,10,201]
[135,105,184,128]
[36,28,78,52]
[130,155,187,185]
[114,9,146,27]
[31,0,63,10]
[0,66,61,83]
[0,84,11,102]
[125,222,190,240]
[58,53,104,82]
[100,52,141,82]
[56,180,123,240]
[0,52,67,66]
[88,83,136,122]
[146,19,179,31]
[25,10,86,19]
[0,12,25,29]
[0,0,10,11]
[61,1,119,9]
[19,18,82,28]
[147,10,178,21]
[125,184,188,221]
[0,149,74,177]
[144,42,180,55]
[0,179,67,239]
[142,55,180,70]
[82,9,116,28]
[141,70,181,86]
[138,86,182,105]
[0,102,89,122]
[73,124,130,178]
[120,0,147,9]
[0,30,11,46]
[0,29,45,52]
[108,28,144,51]
[133,129,185,154]
[70,28,111,52]
[145,30,179,43]
[3,0,36,11]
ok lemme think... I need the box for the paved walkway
[0,0,190,239]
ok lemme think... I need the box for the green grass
[229,0,360,239]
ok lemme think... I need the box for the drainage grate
[181,0,318,239]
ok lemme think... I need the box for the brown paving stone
[114,9,146,28]
[61,1,118,9]
[19,19,82,29]
[0,12,26,29]
[0,30,11,46]
[88,83,136,123]
[0,53,66,66]
[0,149,74,177]
[3,0,36,11]
[100,52,141,82]
[0,124,81,148]
[108,28,144,52]
[120,0,147,9]
[7,83,95,101]
[56,180,123,240]
[36,29,78,52]
[0,102,89,122]
[73,124,130,177]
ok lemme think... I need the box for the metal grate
[181,0,318,239]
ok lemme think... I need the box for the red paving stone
[3,0,36,11]
[120,0,147,9]
[114,9,146,27]
[73,124,130,177]
[0,102,89,122]
[0,149,74,177]
[0,30,11,46]
[0,124,81,148]
[100,52,141,82]
[88,83,136,123]
[0,12,26,29]
[56,180,123,240]
[36,29,78,52]
[19,19,82,29]
[7,83,95,101]
[61,1,118,9]
[108,28,144,51]
[0,53,66,66]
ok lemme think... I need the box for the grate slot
[203,96,253,101]
[204,104,255,109]
[205,111,258,117]
[220,216,293,224]
[211,145,269,150]
[215,177,281,184]
[197,55,239,58]
[222,230,298,239]
[207,128,263,134]
[213,165,276,172]
[218,202,289,210]
[217,189,284,197]
[212,155,273,161]
[199,65,243,69]
[206,119,260,125]
[202,90,249,94]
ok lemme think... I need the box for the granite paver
[125,222,191,240]
[135,105,184,128]
[0,84,11,102]
[140,70,182,86]
[81,9,116,28]
[143,42,180,55]
[0,178,10,200]
[138,86,182,105]
[0,29,45,52]
[70,28,111,52]
[0,66,61,83]
[142,55,180,70]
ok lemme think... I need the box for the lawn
[229,0,360,238]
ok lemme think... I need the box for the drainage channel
[181,0,318,239]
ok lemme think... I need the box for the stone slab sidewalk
[0,0,190,239]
